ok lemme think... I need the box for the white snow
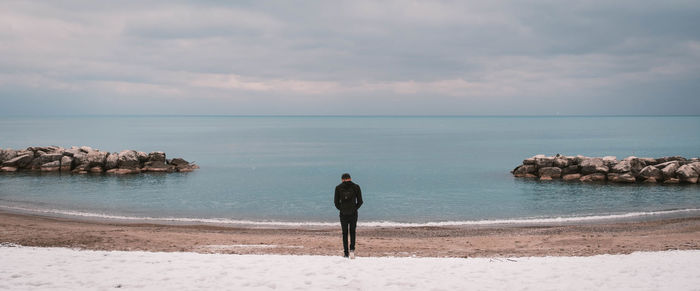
[1,246,699,290]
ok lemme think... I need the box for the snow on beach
[1,246,699,290]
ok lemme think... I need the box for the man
[334,173,363,259]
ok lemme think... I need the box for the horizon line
[1,114,699,118]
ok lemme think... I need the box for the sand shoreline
[2,210,699,258]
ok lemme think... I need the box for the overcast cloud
[1,0,699,115]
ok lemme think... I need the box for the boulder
[137,151,149,163]
[661,163,680,179]
[148,151,166,162]
[72,153,89,168]
[117,150,140,169]
[676,165,699,183]
[522,157,536,165]
[37,153,63,165]
[657,156,687,164]
[1,166,18,172]
[142,160,175,173]
[79,146,93,153]
[60,156,73,172]
[580,173,606,182]
[86,151,108,168]
[602,156,618,167]
[663,178,680,184]
[642,177,658,183]
[538,167,562,179]
[611,161,631,173]
[573,155,586,165]
[654,161,679,169]
[89,166,104,173]
[638,166,662,180]
[639,158,657,165]
[2,154,33,168]
[534,156,554,168]
[41,161,61,172]
[607,173,636,183]
[553,157,569,168]
[562,173,581,181]
[623,156,645,176]
[0,149,18,164]
[513,165,537,177]
[104,153,118,170]
[106,168,141,174]
[580,158,608,175]
[561,165,580,175]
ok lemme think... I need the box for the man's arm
[334,186,341,210]
[355,185,363,209]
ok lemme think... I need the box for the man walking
[334,173,363,259]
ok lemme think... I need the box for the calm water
[0,116,699,225]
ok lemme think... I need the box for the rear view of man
[334,173,363,259]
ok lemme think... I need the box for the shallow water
[0,116,699,224]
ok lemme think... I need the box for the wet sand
[1,211,699,258]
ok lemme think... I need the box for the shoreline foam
[2,203,699,228]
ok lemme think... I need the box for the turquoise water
[0,116,699,225]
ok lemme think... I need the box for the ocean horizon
[1,115,699,226]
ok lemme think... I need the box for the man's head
[341,173,351,182]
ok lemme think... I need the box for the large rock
[676,165,699,183]
[148,151,166,162]
[79,146,93,153]
[142,160,175,173]
[60,156,73,172]
[41,161,61,172]
[137,151,149,163]
[607,173,636,183]
[104,153,118,170]
[117,150,140,169]
[580,158,608,175]
[661,163,680,179]
[610,161,631,173]
[0,149,18,164]
[562,173,581,181]
[623,156,645,176]
[561,165,580,175]
[654,161,679,169]
[639,158,657,166]
[580,173,606,182]
[2,154,33,168]
[72,153,89,167]
[36,153,63,165]
[534,156,554,168]
[86,151,108,168]
[538,167,562,179]
[656,156,687,164]
[602,156,618,167]
[512,165,537,177]
[553,157,569,168]
[638,165,662,180]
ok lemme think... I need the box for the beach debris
[0,146,199,174]
[512,154,700,184]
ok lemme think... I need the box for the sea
[1,116,699,227]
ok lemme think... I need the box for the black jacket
[334,181,363,215]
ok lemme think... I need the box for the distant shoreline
[2,209,698,258]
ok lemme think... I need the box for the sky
[1,0,699,115]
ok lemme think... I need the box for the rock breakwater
[0,146,199,174]
[512,154,700,184]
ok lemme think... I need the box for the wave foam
[1,204,699,228]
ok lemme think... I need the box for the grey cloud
[0,0,698,115]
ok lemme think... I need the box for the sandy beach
[2,210,699,257]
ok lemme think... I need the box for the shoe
[349,251,355,259]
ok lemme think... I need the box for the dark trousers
[340,213,357,256]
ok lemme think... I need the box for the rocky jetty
[512,154,700,184]
[0,146,199,174]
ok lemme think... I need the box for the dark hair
[341,173,351,180]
